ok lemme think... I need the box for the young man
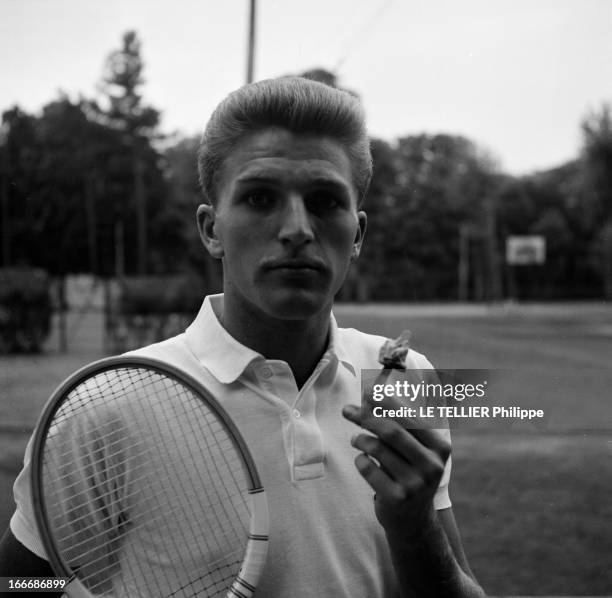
[1,77,484,597]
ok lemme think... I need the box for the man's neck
[218,294,331,389]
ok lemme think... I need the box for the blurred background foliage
[1,30,611,309]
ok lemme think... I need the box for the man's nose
[277,195,315,246]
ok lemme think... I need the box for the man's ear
[351,210,367,261]
[196,204,224,259]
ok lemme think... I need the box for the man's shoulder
[336,326,433,370]
[124,333,193,367]
[124,333,226,389]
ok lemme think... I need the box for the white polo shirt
[11,294,451,597]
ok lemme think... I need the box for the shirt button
[261,367,273,379]
[292,409,301,418]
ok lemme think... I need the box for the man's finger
[351,431,446,486]
[343,404,451,463]
[354,453,411,499]
[361,369,450,449]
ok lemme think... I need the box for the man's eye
[245,192,275,208]
[308,192,341,211]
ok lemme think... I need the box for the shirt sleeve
[10,434,48,559]
[405,349,453,510]
[11,409,133,582]
[432,443,452,510]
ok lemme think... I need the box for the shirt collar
[185,294,262,384]
[185,294,357,383]
[327,311,357,376]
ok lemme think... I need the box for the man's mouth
[263,257,326,272]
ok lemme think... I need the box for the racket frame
[30,355,268,597]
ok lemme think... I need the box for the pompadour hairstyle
[197,76,372,205]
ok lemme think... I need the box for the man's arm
[384,506,484,598]
[0,528,63,597]
[343,403,485,598]
[437,507,479,583]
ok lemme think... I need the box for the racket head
[30,356,268,597]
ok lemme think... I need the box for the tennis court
[1,302,611,595]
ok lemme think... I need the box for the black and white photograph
[0,1,611,596]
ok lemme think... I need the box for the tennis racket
[30,356,269,598]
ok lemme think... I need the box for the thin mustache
[261,256,327,271]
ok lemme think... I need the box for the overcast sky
[1,0,611,174]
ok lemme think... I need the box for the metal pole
[458,224,470,301]
[115,220,125,281]
[134,145,146,275]
[86,175,98,275]
[246,0,256,83]
[58,275,68,353]
[1,140,10,267]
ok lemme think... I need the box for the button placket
[290,384,327,480]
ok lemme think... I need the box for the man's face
[197,127,367,321]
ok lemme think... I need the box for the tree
[0,99,117,276]
[0,32,185,283]
[92,30,163,275]
[377,134,499,300]
[580,103,612,297]
[163,136,222,292]
[580,104,612,225]
[355,138,401,300]
[0,107,38,268]
[98,31,160,137]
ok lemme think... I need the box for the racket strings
[45,398,247,596]
[48,448,245,538]
[41,366,253,597]
[125,381,246,592]
[165,559,245,598]
[45,410,248,560]
[114,376,248,598]
[48,395,246,512]
[50,486,236,565]
[48,452,247,550]
[149,377,248,547]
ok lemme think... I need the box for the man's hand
[342,379,485,598]
[341,398,450,537]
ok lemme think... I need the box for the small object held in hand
[378,330,412,370]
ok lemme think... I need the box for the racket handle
[229,491,269,598]
[63,577,93,598]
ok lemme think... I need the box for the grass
[335,302,612,595]
[1,303,611,595]
[450,432,612,595]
